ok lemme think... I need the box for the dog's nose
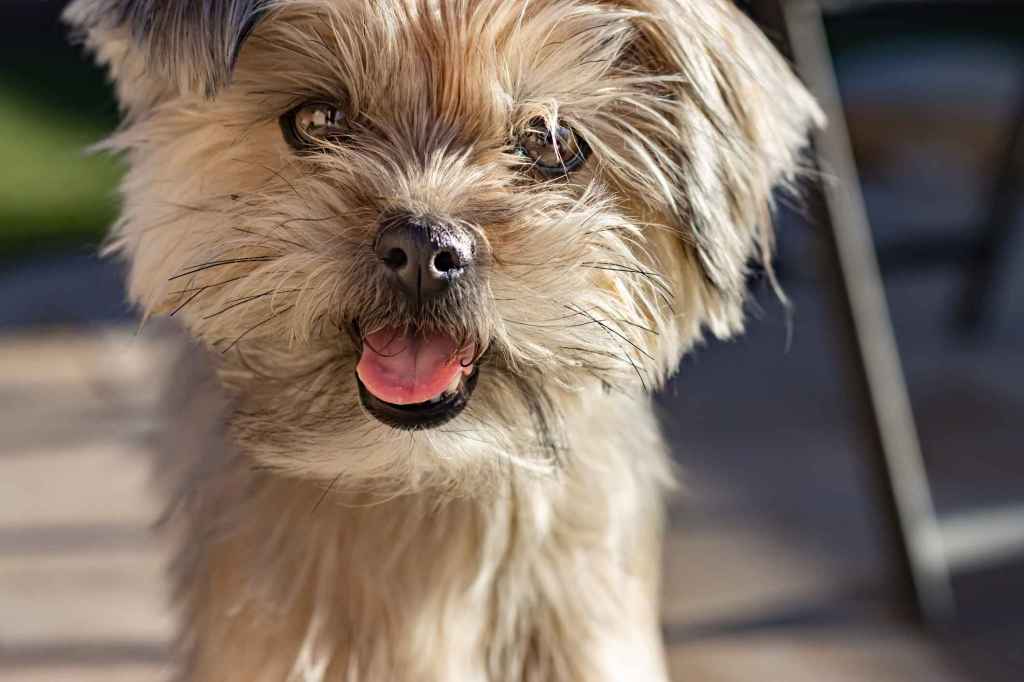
[374,215,472,301]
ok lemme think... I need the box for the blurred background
[1,1,1021,680]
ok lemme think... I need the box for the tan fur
[67,0,822,679]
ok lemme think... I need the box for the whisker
[170,288,205,317]
[229,157,311,211]
[232,226,308,252]
[202,288,302,320]
[312,472,343,514]
[169,256,277,281]
[580,263,676,312]
[220,305,295,354]
[564,304,650,391]
[581,260,669,282]
[168,275,249,295]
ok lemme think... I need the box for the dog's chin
[357,366,479,430]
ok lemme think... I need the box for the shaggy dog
[67,0,821,679]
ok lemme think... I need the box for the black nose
[374,215,472,301]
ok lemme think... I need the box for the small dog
[67,0,821,679]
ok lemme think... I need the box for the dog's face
[68,0,820,491]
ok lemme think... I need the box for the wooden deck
[0,329,972,681]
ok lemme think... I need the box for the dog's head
[68,0,821,491]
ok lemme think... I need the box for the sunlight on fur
[66,0,822,679]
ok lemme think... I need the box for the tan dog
[67,0,820,679]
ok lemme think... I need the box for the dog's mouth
[355,326,479,430]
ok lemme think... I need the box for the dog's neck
[165,389,670,680]
[171,452,552,679]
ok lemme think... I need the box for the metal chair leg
[747,0,957,627]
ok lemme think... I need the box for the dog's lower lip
[357,366,479,430]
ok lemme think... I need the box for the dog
[66,0,821,679]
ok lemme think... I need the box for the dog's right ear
[616,0,823,334]
[64,0,273,112]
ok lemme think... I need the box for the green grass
[0,87,123,257]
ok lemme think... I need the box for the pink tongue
[356,328,468,405]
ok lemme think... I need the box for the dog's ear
[622,0,822,306]
[64,0,272,110]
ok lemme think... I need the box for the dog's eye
[517,119,590,177]
[280,101,348,150]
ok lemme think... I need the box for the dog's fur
[66,0,821,679]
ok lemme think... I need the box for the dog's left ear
[621,0,823,306]
[64,0,272,111]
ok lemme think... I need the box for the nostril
[374,213,473,298]
[382,247,408,270]
[433,250,459,273]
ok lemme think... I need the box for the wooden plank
[0,445,161,531]
[667,628,966,682]
[0,329,168,391]
[0,548,172,646]
[0,663,168,682]
[660,517,853,625]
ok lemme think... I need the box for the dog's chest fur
[162,345,671,681]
